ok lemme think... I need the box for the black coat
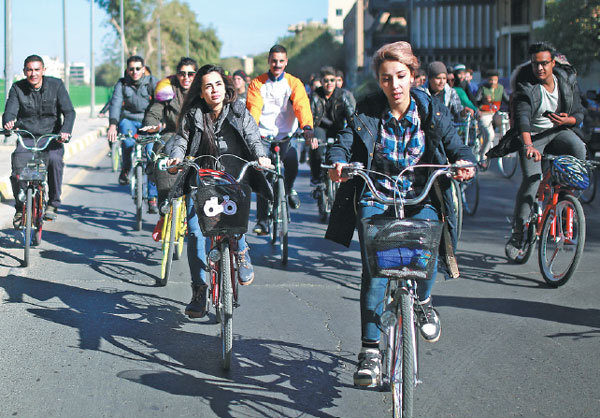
[2,76,75,136]
[325,88,476,278]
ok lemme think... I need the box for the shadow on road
[0,275,351,417]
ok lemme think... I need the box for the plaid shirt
[361,98,426,209]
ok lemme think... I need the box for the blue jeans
[357,204,439,343]
[186,194,247,286]
[118,118,157,199]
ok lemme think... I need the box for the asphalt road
[0,143,599,417]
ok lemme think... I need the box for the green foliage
[251,27,345,83]
[0,84,112,110]
[220,57,244,75]
[92,0,221,75]
[95,62,121,87]
[536,0,600,74]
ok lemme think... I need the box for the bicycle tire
[579,169,597,204]
[499,152,518,178]
[110,141,120,172]
[32,185,43,246]
[318,187,328,222]
[270,197,279,246]
[538,194,585,287]
[135,164,143,231]
[23,188,33,267]
[450,179,463,242]
[220,244,233,370]
[159,208,176,287]
[174,199,186,260]
[461,176,480,216]
[510,221,537,264]
[392,291,416,418]
[279,179,289,265]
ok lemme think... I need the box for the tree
[95,61,121,86]
[536,0,600,74]
[92,0,221,75]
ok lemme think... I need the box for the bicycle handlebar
[321,162,475,207]
[260,130,305,145]
[115,132,163,145]
[0,129,69,152]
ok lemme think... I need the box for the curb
[0,125,107,201]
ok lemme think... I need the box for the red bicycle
[507,155,597,287]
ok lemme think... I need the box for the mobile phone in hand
[543,110,557,118]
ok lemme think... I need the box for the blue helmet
[550,155,590,190]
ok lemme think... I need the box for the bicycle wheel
[317,186,328,222]
[499,152,518,178]
[23,188,33,267]
[450,179,463,242]
[579,170,597,204]
[159,211,175,287]
[174,198,186,260]
[270,192,279,246]
[510,220,537,265]
[32,185,43,246]
[538,194,585,287]
[110,141,120,172]
[278,179,289,265]
[461,176,480,216]
[135,164,143,231]
[220,244,233,370]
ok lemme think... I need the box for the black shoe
[13,211,23,229]
[148,198,158,214]
[118,169,130,185]
[43,205,58,221]
[253,220,270,236]
[288,190,301,209]
[505,229,524,260]
[184,284,208,318]
[353,349,381,387]
[415,297,441,342]
[236,247,255,285]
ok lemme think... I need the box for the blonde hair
[372,41,420,77]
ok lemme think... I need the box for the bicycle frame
[532,170,574,241]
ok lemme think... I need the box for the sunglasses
[323,78,337,83]
[178,71,196,78]
[128,66,143,72]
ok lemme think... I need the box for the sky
[0,0,328,76]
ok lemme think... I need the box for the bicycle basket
[11,152,49,181]
[360,217,443,280]
[192,169,251,236]
[550,155,590,190]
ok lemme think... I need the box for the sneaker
[44,205,58,221]
[253,220,270,236]
[312,183,325,200]
[118,169,130,185]
[13,211,23,229]
[148,198,158,214]
[505,230,524,260]
[353,349,381,387]
[288,189,301,209]
[236,247,255,285]
[415,297,441,342]
[184,284,208,318]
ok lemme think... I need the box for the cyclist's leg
[118,118,139,172]
[144,142,158,205]
[282,142,299,194]
[408,205,440,301]
[479,113,494,160]
[254,195,270,234]
[545,129,587,160]
[185,195,209,317]
[309,127,326,186]
[46,144,65,210]
[235,234,254,284]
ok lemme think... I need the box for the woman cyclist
[166,64,271,318]
[325,41,475,386]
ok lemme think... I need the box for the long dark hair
[177,64,236,167]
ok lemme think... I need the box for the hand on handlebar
[258,156,273,170]
[453,160,476,181]
[59,132,71,143]
[3,120,15,131]
[166,157,182,174]
[328,162,350,183]
[139,123,164,133]
[107,124,117,142]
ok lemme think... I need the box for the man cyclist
[246,44,314,235]
[3,54,75,224]
[505,42,586,258]
[309,66,355,190]
[106,55,159,213]
[419,61,473,122]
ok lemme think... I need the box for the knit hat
[233,70,247,79]
[427,61,447,78]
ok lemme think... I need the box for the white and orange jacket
[246,71,313,140]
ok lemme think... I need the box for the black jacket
[2,76,75,136]
[325,88,475,278]
[108,74,158,126]
[310,87,356,138]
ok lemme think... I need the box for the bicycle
[116,132,163,231]
[323,161,469,417]
[506,154,597,287]
[159,155,274,370]
[314,137,339,222]
[109,140,121,172]
[157,195,186,287]
[260,132,302,265]
[496,111,518,178]
[454,114,480,216]
[2,129,67,266]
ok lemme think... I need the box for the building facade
[328,0,358,42]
